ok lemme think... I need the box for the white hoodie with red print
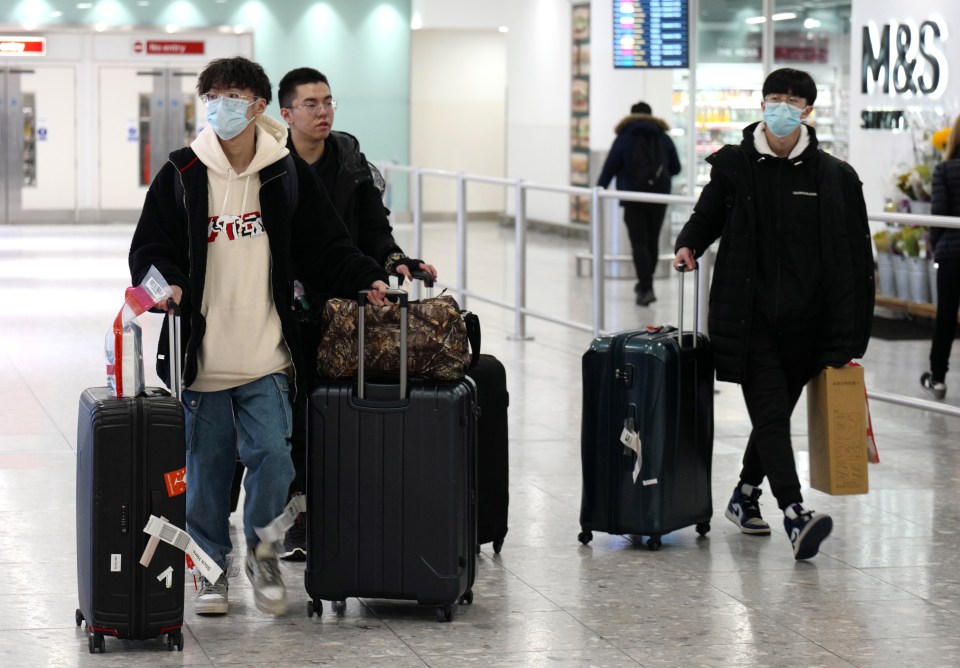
[188,114,291,393]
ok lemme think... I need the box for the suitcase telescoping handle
[676,262,700,349]
[410,268,434,298]
[357,289,408,400]
[166,298,183,401]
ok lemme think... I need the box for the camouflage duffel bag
[316,294,479,381]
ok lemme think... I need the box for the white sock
[784,503,804,520]
[740,483,757,496]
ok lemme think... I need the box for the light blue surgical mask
[205,96,255,141]
[763,101,804,138]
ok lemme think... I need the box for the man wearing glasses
[275,67,437,561]
[673,68,873,560]
[129,57,390,617]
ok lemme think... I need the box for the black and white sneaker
[784,504,833,560]
[279,513,306,561]
[725,485,771,535]
[920,372,947,400]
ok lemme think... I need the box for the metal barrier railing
[379,163,960,417]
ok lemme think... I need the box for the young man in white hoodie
[129,57,390,616]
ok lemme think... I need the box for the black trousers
[930,257,960,382]
[623,202,668,292]
[739,325,819,510]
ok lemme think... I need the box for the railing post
[509,180,534,341]
[456,173,467,308]
[591,187,605,337]
[411,167,423,300]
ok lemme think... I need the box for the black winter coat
[597,113,681,194]
[674,123,874,383]
[930,159,960,261]
[128,147,388,401]
[288,131,403,267]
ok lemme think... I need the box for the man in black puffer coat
[674,68,874,561]
[598,102,681,306]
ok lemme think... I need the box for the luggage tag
[619,420,643,483]
[254,494,307,544]
[142,515,223,583]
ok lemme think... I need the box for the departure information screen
[613,1,689,68]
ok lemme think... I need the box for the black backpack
[629,133,668,192]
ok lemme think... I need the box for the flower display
[891,109,952,209]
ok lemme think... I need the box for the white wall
[410,29,507,214]
[412,0,509,30]
[850,0,959,213]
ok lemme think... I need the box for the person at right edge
[673,68,874,560]
[597,101,681,306]
[921,113,960,400]
[275,66,439,560]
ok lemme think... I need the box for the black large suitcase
[76,309,186,653]
[305,290,477,622]
[466,354,509,553]
[579,269,714,550]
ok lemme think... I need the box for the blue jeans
[182,373,294,569]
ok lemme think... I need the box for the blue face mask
[763,101,804,138]
[206,97,255,141]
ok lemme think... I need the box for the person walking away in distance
[673,68,874,560]
[921,114,960,400]
[276,66,438,560]
[597,101,681,306]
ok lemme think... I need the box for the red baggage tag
[164,467,186,497]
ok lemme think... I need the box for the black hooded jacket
[930,159,960,261]
[597,113,681,194]
[674,123,874,383]
[128,147,388,401]
[287,130,403,267]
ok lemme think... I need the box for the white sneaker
[195,574,229,615]
[245,542,287,615]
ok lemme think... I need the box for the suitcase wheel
[74,609,84,627]
[577,530,593,545]
[435,604,454,623]
[492,538,504,554]
[88,633,105,653]
[331,600,347,615]
[307,599,322,617]
[167,630,184,652]
[696,521,711,536]
[459,589,474,605]
[646,535,662,551]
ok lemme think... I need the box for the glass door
[98,67,199,221]
[0,66,78,223]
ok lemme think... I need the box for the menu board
[613,0,689,68]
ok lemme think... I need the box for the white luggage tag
[142,515,223,583]
[254,494,307,544]
[619,419,643,483]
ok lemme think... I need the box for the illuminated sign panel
[613,1,689,69]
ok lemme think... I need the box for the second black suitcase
[578,269,714,550]
[305,290,477,622]
[76,308,186,653]
[466,353,509,553]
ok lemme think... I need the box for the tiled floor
[2,221,960,667]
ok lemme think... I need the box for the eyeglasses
[764,94,807,108]
[288,100,338,114]
[199,92,259,106]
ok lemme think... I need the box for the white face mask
[206,97,255,141]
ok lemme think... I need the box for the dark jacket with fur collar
[128,147,388,400]
[597,113,681,193]
[674,123,874,383]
